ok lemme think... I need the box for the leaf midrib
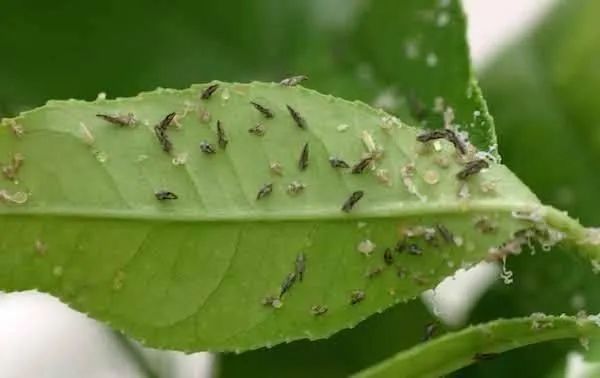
[0,201,541,223]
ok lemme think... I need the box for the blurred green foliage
[458,0,600,376]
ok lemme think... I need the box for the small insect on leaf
[96,113,136,127]
[311,305,328,316]
[435,224,454,244]
[155,191,178,200]
[416,128,466,155]
[351,155,374,174]
[280,75,308,87]
[256,183,273,200]
[287,181,306,196]
[201,83,219,100]
[342,190,364,213]
[287,105,307,129]
[384,248,393,265]
[423,321,439,341]
[295,252,306,281]
[298,142,309,171]
[158,112,176,130]
[329,157,350,169]
[200,141,216,154]
[473,353,499,361]
[350,290,365,305]
[250,101,274,119]
[216,121,228,149]
[279,272,297,299]
[153,112,176,154]
[248,123,265,136]
[457,159,490,180]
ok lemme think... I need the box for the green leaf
[1,81,586,352]
[353,314,600,378]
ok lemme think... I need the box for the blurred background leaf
[0,0,495,150]
[455,0,600,376]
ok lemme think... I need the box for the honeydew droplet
[221,88,230,101]
[96,92,107,100]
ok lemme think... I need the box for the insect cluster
[5,77,506,323]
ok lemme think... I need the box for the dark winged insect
[153,112,176,153]
[351,155,374,174]
[311,305,328,316]
[280,75,308,86]
[384,248,393,265]
[250,101,274,119]
[298,142,309,171]
[155,191,178,200]
[216,120,228,149]
[248,123,265,136]
[457,159,490,180]
[96,113,136,127]
[473,353,499,361]
[416,128,466,154]
[286,105,307,129]
[341,190,364,212]
[154,126,173,153]
[350,290,365,305]
[201,83,219,99]
[295,252,306,282]
[279,272,297,298]
[256,183,273,200]
[200,141,216,154]
[329,157,350,169]
[423,321,439,341]
[158,112,176,130]
[435,224,454,244]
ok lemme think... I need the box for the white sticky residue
[357,240,376,256]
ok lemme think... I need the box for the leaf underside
[0,82,556,352]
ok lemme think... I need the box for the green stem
[353,315,600,378]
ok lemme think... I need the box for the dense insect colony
[0,77,562,329]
